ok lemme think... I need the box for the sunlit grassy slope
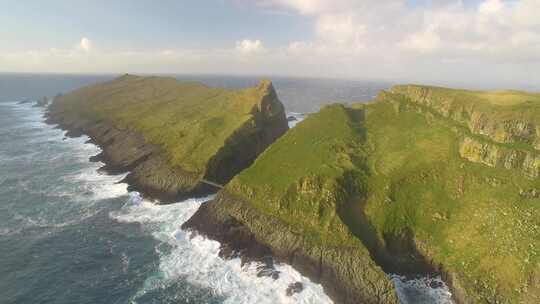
[227,85,540,303]
[394,85,540,106]
[53,74,274,175]
[228,104,369,247]
[362,91,540,302]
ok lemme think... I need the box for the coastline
[43,95,462,304]
[42,105,348,303]
[5,101,331,304]
[182,191,400,304]
[44,105,396,304]
[45,113,217,203]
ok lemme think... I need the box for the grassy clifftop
[48,75,288,200]
[364,90,540,303]
[206,104,399,303]
[52,74,285,174]
[211,85,540,303]
[228,104,368,247]
[392,85,540,150]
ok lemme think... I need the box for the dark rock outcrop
[183,191,400,304]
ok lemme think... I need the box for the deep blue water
[0,75,453,304]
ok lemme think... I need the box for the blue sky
[0,0,539,87]
[0,0,313,51]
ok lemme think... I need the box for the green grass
[228,87,540,303]
[393,84,540,106]
[361,93,540,302]
[228,104,369,247]
[391,85,540,149]
[53,74,272,176]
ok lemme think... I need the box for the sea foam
[110,193,333,304]
[391,274,453,304]
[1,102,130,232]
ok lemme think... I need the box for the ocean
[0,74,453,304]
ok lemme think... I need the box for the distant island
[47,75,540,304]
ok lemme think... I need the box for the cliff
[184,104,400,304]
[185,86,540,303]
[362,87,540,303]
[389,85,540,178]
[46,74,288,201]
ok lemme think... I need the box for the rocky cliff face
[203,80,288,185]
[46,75,288,202]
[390,85,540,179]
[184,104,400,304]
[459,136,540,178]
[372,88,540,303]
[183,191,399,304]
[392,85,540,149]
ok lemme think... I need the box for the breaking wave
[392,274,453,304]
[110,193,333,304]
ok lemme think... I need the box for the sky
[1,0,539,88]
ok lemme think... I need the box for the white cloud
[479,0,504,15]
[227,0,540,86]
[2,1,540,87]
[235,39,265,54]
[258,0,540,61]
[513,0,540,27]
[400,28,442,53]
[78,37,92,52]
[315,14,366,47]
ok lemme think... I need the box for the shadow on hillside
[338,107,436,277]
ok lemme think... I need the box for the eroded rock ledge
[386,86,540,178]
[392,85,540,149]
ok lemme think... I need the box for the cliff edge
[183,104,400,304]
[46,74,288,202]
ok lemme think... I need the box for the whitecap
[391,274,453,304]
[287,111,307,128]
[110,193,333,304]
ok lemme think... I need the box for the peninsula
[46,74,288,201]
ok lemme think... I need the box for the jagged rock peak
[256,79,275,93]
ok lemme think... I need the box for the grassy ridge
[228,104,370,247]
[53,74,273,176]
[393,84,540,106]
[392,85,540,150]
[362,91,540,302]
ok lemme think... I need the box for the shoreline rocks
[182,191,400,304]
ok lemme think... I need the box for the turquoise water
[0,75,453,304]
